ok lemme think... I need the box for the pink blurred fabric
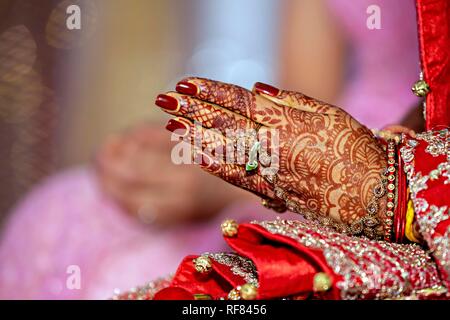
[326,0,420,128]
[0,0,420,300]
[0,167,282,299]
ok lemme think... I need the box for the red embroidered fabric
[136,211,446,299]
[400,129,450,286]
[143,218,443,300]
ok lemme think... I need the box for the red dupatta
[416,0,450,129]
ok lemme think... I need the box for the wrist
[350,137,393,241]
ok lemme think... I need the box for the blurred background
[0,0,282,222]
[0,0,421,299]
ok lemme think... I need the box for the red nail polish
[176,81,199,96]
[155,94,179,111]
[254,82,280,97]
[165,118,189,136]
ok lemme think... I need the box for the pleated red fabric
[416,0,450,129]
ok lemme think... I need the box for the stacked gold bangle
[383,139,397,241]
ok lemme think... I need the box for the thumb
[252,82,339,114]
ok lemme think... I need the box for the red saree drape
[416,0,450,129]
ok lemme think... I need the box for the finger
[198,151,276,199]
[253,82,340,114]
[174,77,286,126]
[156,93,280,161]
[166,117,279,170]
[155,92,259,136]
[166,117,229,160]
[165,117,276,199]
[166,116,249,167]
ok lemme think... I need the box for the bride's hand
[155,77,388,238]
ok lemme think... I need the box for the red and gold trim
[393,140,408,243]
[383,140,397,241]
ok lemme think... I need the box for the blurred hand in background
[95,122,253,226]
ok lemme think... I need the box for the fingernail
[254,82,280,97]
[176,81,199,96]
[165,118,189,136]
[155,94,179,111]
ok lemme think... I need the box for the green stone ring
[246,160,258,172]
[245,141,260,172]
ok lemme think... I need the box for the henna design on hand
[157,78,388,234]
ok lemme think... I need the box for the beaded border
[383,140,397,240]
